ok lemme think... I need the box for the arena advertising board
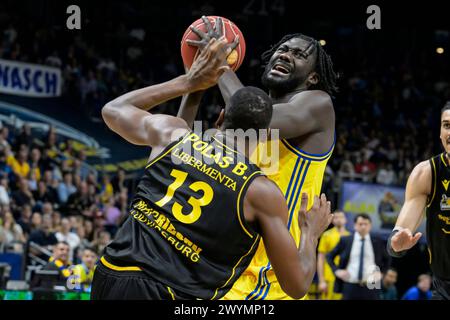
[340,181,426,237]
[0,59,61,98]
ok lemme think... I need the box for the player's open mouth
[270,62,291,76]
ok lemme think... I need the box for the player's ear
[307,71,319,87]
[215,108,225,129]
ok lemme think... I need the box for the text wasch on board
[0,59,61,98]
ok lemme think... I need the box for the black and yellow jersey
[104,132,264,299]
[426,153,450,280]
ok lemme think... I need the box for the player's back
[103,132,264,299]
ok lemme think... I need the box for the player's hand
[335,269,350,281]
[318,281,328,293]
[187,38,231,91]
[187,16,223,47]
[186,16,239,61]
[298,193,333,239]
[390,228,422,252]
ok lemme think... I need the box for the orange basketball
[181,16,246,72]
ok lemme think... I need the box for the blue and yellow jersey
[72,263,95,292]
[223,136,335,300]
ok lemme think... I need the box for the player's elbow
[101,102,119,125]
[279,279,308,300]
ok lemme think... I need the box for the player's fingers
[215,17,224,36]
[313,195,320,210]
[412,232,422,243]
[326,201,331,214]
[202,16,214,34]
[190,25,207,40]
[299,193,308,214]
[320,193,327,208]
[186,39,204,48]
[231,35,240,50]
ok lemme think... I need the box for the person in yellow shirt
[100,175,114,203]
[7,145,30,178]
[317,210,349,300]
[72,247,98,293]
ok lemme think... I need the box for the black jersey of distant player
[425,153,450,280]
[104,132,264,299]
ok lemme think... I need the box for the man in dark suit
[326,213,391,300]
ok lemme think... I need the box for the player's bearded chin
[261,63,305,94]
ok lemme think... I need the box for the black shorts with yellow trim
[91,256,183,300]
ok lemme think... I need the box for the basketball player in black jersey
[91,38,333,300]
[388,101,450,300]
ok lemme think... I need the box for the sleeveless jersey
[223,136,335,300]
[426,153,450,280]
[104,132,264,299]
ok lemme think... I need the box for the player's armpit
[270,90,334,139]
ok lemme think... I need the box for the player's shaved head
[222,86,273,131]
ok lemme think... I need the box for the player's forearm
[317,253,326,283]
[177,91,205,128]
[218,70,244,105]
[394,205,424,233]
[296,230,319,295]
[107,75,195,112]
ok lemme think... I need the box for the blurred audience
[380,268,399,300]
[401,274,433,300]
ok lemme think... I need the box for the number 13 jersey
[104,132,264,300]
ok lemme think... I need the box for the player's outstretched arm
[388,161,430,256]
[247,179,332,299]
[102,38,230,147]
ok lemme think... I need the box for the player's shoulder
[289,90,334,110]
[246,176,286,212]
[247,176,282,199]
[409,159,432,182]
[406,159,434,196]
[145,114,190,145]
